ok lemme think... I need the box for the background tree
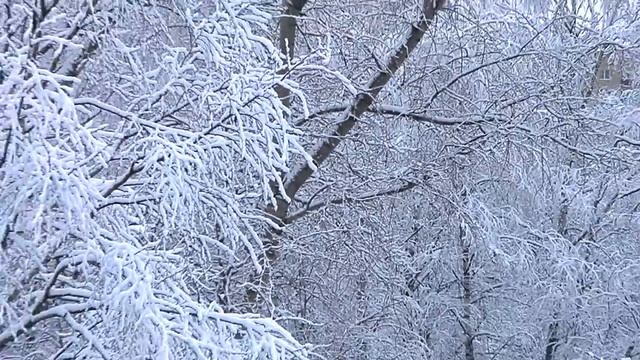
[0,0,314,358]
[267,0,640,359]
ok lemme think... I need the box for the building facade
[594,51,636,91]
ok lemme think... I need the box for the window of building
[601,69,611,80]
[622,69,634,88]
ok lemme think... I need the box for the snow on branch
[0,0,315,358]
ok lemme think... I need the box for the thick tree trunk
[246,0,309,305]
[459,198,476,360]
[544,322,560,360]
[543,193,571,359]
[282,0,447,201]
[274,0,308,107]
[249,0,447,305]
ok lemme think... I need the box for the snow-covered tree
[262,0,640,359]
[3,0,640,359]
[0,0,313,358]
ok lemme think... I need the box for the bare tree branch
[295,103,497,127]
[285,180,417,223]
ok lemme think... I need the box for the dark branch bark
[248,0,447,305]
[283,0,446,202]
[275,0,309,107]
[285,180,417,223]
[247,0,310,305]
[544,322,560,360]
[295,104,493,127]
